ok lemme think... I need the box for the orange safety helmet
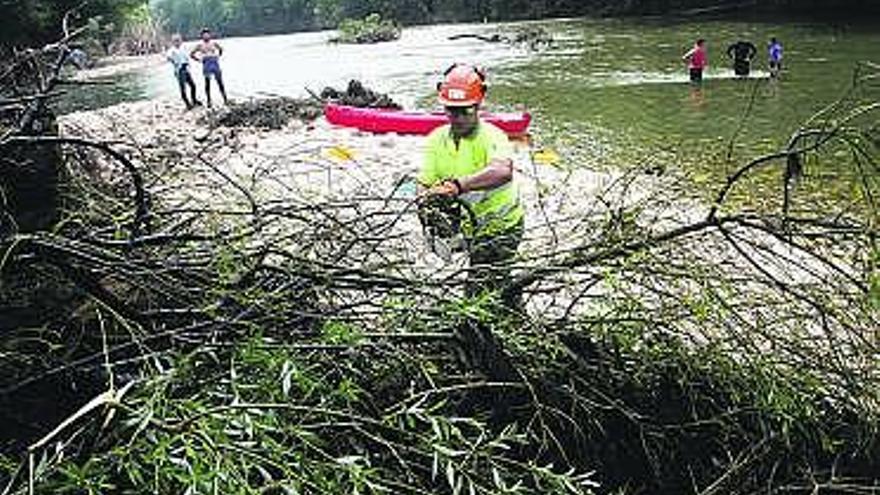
[437,64,487,107]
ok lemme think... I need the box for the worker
[418,64,525,307]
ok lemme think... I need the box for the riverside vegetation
[148,0,880,39]
[331,13,401,44]
[5,1,877,59]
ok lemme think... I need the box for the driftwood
[448,33,503,43]
[0,9,144,239]
[448,27,553,50]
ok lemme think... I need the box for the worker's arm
[419,127,514,198]
[190,46,200,61]
[425,151,514,198]
[420,158,512,197]
[216,42,223,56]
[458,158,512,193]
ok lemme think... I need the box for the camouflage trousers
[465,219,524,308]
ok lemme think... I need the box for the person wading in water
[190,28,228,107]
[682,38,708,83]
[768,37,784,77]
[417,64,525,308]
[727,39,757,77]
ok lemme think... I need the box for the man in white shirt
[166,33,201,109]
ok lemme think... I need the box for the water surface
[64,17,880,208]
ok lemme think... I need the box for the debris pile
[320,79,401,109]
[201,97,324,129]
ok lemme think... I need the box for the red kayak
[324,103,531,136]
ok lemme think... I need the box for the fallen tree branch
[1,135,149,237]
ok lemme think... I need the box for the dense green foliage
[11,315,879,494]
[333,13,401,43]
[2,0,876,47]
[149,0,879,38]
[0,0,145,47]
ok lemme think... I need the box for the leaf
[337,455,363,466]
[255,464,274,483]
[324,145,357,163]
[446,460,456,489]
[454,474,463,495]
[281,360,293,397]
[532,148,561,166]
[430,417,442,439]
[434,445,466,458]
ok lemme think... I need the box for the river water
[65,17,879,205]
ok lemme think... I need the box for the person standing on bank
[166,34,201,110]
[190,28,228,107]
[682,38,708,83]
[418,64,525,307]
[727,39,757,77]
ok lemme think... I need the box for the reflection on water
[688,85,706,110]
[492,17,879,207]
[57,71,153,114]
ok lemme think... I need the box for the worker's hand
[423,179,461,198]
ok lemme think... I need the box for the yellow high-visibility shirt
[419,122,523,236]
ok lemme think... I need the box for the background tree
[143,0,880,40]
[0,0,146,47]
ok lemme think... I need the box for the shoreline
[57,96,637,309]
[71,54,163,82]
[54,96,858,334]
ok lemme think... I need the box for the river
[64,17,879,206]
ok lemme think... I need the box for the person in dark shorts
[727,40,757,77]
[682,39,708,83]
[166,34,201,109]
[190,28,228,107]
[768,37,784,77]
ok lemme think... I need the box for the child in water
[682,39,708,83]
[768,37,784,77]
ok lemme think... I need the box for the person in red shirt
[682,38,708,83]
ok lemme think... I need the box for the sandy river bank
[56,96,703,316]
